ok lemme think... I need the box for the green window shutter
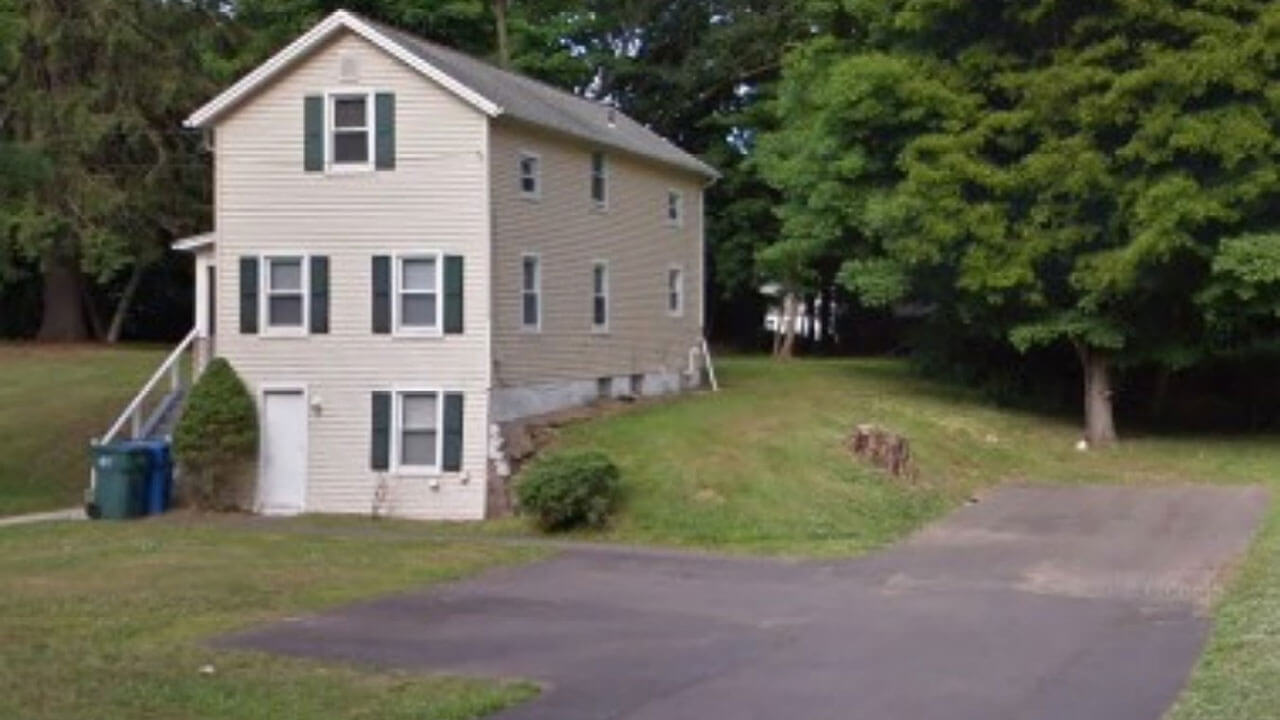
[371,255,391,334]
[442,392,463,472]
[370,391,391,471]
[304,95,324,172]
[309,256,329,334]
[239,256,258,334]
[444,255,464,334]
[375,92,396,170]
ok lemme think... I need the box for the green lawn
[0,518,543,720]
[1,351,1276,719]
[0,344,167,515]
[547,357,1280,555]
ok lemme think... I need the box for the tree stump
[848,424,917,480]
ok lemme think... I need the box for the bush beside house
[172,358,258,510]
[516,450,621,532]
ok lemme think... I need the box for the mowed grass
[0,344,167,515]
[2,351,1276,719]
[541,356,1280,719]
[548,357,1280,554]
[0,518,544,720]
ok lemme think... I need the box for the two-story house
[168,10,717,520]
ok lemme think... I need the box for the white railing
[98,328,200,446]
[88,329,201,498]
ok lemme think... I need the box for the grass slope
[544,357,1279,719]
[550,357,1279,554]
[0,519,543,720]
[0,344,167,515]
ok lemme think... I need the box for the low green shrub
[516,450,621,532]
[172,358,258,510]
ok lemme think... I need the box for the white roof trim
[172,233,215,252]
[184,10,501,128]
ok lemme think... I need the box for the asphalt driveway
[219,485,1268,720]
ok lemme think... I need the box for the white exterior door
[259,389,307,515]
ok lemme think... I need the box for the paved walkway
[0,507,85,528]
[219,485,1268,720]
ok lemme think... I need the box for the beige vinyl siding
[213,30,491,520]
[489,120,705,385]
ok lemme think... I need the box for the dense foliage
[3,0,1277,438]
[0,0,231,341]
[172,357,258,509]
[516,450,621,531]
[758,0,1280,442]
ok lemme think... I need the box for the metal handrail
[98,328,198,446]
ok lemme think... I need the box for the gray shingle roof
[359,16,718,179]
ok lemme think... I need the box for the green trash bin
[90,444,148,519]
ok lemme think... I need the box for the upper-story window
[329,92,373,168]
[522,254,541,330]
[305,90,393,173]
[265,255,307,331]
[667,189,684,227]
[590,152,608,209]
[519,152,541,199]
[592,260,609,331]
[395,254,441,334]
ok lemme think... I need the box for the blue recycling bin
[118,440,173,515]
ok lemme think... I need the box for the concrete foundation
[485,368,699,517]
[491,369,690,423]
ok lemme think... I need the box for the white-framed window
[518,152,541,199]
[394,390,441,472]
[521,254,541,330]
[262,255,308,334]
[591,260,609,332]
[327,90,374,170]
[394,253,442,335]
[590,151,608,209]
[666,189,684,227]
[667,266,684,317]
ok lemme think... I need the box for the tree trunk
[1077,344,1117,447]
[493,0,510,68]
[820,284,834,349]
[105,264,145,343]
[778,292,798,359]
[36,249,88,342]
[81,278,106,341]
[1149,366,1172,422]
[804,294,816,343]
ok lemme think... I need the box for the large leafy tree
[763,0,1280,444]
[1,0,228,341]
